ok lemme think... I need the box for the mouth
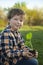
[16,24,21,27]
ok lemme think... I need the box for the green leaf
[26,32,32,40]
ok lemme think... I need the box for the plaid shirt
[0,25,30,64]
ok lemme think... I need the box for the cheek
[11,21,16,25]
[10,22,15,26]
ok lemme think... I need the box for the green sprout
[25,32,33,49]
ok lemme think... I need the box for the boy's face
[9,15,24,30]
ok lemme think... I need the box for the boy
[0,8,38,65]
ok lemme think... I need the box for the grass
[0,25,43,65]
[20,25,43,65]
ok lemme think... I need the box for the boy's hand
[29,50,38,58]
[22,51,34,59]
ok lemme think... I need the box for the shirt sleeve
[1,32,23,58]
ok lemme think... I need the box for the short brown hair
[7,8,25,20]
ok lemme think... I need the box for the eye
[14,18,18,20]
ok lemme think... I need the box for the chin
[15,28,18,30]
[14,26,21,30]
